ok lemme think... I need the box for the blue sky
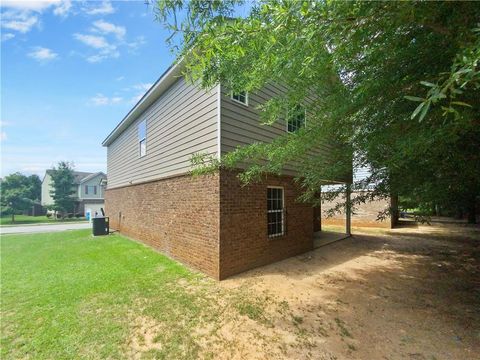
[1,0,177,177]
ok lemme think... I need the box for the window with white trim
[138,120,146,157]
[231,91,248,106]
[286,105,306,133]
[267,187,284,237]
[84,185,98,195]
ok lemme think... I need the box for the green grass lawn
[0,230,226,359]
[0,215,86,226]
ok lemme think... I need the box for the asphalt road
[0,222,91,235]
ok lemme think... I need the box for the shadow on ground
[216,222,480,360]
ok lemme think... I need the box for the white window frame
[286,105,307,133]
[138,120,146,158]
[267,186,285,238]
[230,91,249,106]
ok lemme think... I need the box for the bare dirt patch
[210,222,480,360]
[126,316,165,359]
[121,223,479,359]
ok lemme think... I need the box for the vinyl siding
[41,173,53,206]
[107,77,218,189]
[79,174,106,199]
[220,84,332,175]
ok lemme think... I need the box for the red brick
[105,169,314,280]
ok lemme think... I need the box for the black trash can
[92,216,109,236]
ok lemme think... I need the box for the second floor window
[287,105,306,133]
[231,91,248,106]
[85,185,97,195]
[138,120,146,157]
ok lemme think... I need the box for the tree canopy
[0,173,36,223]
[49,161,77,217]
[27,174,42,202]
[153,0,480,222]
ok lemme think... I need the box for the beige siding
[107,77,218,189]
[41,173,53,206]
[220,84,332,175]
[79,173,106,200]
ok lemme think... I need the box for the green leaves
[404,96,424,102]
[408,27,480,122]
[420,81,436,88]
[410,102,424,120]
[49,161,77,215]
[0,173,36,221]
[409,99,431,122]
[450,101,472,107]
[156,0,480,221]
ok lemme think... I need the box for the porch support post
[346,183,352,236]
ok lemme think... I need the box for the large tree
[154,1,480,222]
[27,174,42,202]
[49,161,76,218]
[0,173,35,223]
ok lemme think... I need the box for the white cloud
[1,150,107,177]
[28,46,58,62]
[0,0,61,12]
[1,33,15,41]
[85,54,104,63]
[74,19,140,63]
[73,33,110,49]
[73,16,145,64]
[128,35,146,51]
[73,32,119,62]
[83,1,115,15]
[1,11,38,33]
[129,83,153,103]
[130,94,144,104]
[53,0,71,17]
[90,94,123,106]
[1,0,71,36]
[0,131,7,141]
[86,52,119,63]
[116,76,124,81]
[133,83,153,91]
[92,19,125,39]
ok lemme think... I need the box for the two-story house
[102,60,350,280]
[41,170,107,216]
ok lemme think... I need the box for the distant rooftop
[45,170,105,184]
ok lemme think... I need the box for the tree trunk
[467,199,477,224]
[455,207,463,220]
[11,213,15,223]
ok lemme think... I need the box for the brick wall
[322,191,394,228]
[219,170,314,279]
[105,173,220,278]
[105,170,315,280]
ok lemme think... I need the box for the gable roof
[44,170,103,185]
[102,59,185,147]
[78,172,106,184]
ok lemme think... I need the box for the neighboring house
[41,170,107,215]
[321,166,398,228]
[102,60,350,280]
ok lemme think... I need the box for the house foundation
[105,170,315,280]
